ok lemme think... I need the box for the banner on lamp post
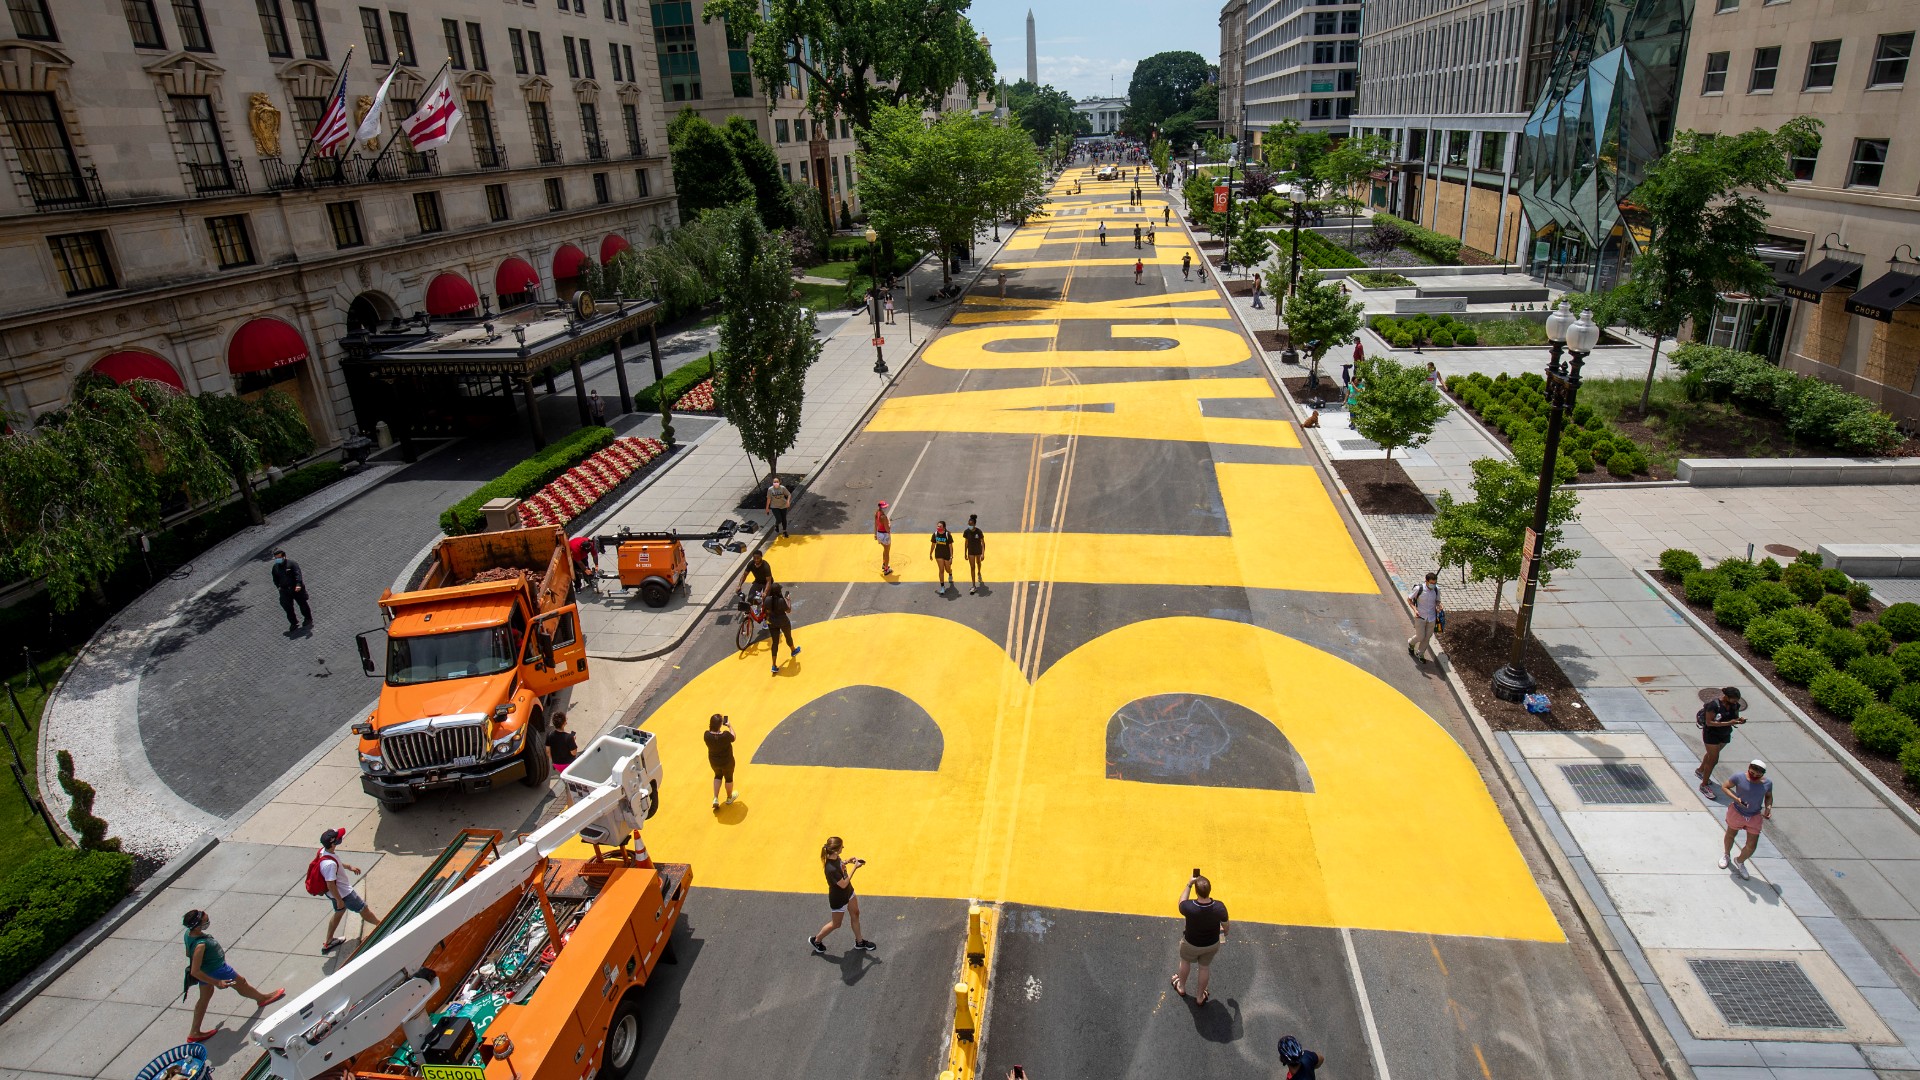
[1213,185,1229,214]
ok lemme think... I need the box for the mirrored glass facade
[1513,0,1690,291]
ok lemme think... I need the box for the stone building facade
[0,0,677,444]
[1237,0,1361,138]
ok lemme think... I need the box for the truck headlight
[359,752,386,774]
[490,730,522,757]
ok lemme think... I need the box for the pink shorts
[1725,806,1765,835]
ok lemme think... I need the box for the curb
[1635,566,1920,838]
[1207,240,1691,1079]
[0,832,218,1026]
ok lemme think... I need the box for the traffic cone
[631,833,654,868]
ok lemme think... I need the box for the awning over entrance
[552,244,587,280]
[425,273,480,316]
[228,317,310,374]
[600,234,630,264]
[496,257,540,296]
[1781,258,1864,303]
[1844,270,1920,323]
[91,350,185,391]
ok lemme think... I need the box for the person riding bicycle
[567,535,598,587]
[745,550,774,605]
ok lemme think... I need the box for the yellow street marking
[867,377,1299,447]
[922,324,1251,369]
[951,293,1229,324]
[763,464,1373,594]
[994,252,1192,271]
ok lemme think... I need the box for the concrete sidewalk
[1297,366,1920,1076]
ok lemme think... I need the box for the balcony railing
[534,139,563,165]
[23,167,107,210]
[583,134,607,161]
[188,158,249,196]
[474,143,507,170]
[624,134,649,158]
[395,148,438,177]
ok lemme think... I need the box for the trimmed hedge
[1660,549,1702,578]
[636,353,718,414]
[1885,602,1920,642]
[1444,370,1651,475]
[439,426,617,535]
[1670,343,1906,455]
[1849,654,1906,699]
[1853,704,1920,756]
[1810,670,1876,721]
[1772,643,1832,686]
[0,848,133,992]
[1370,212,1463,263]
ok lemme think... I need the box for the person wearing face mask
[271,549,311,632]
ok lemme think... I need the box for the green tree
[56,750,120,852]
[703,0,993,134]
[1149,138,1171,176]
[0,379,230,611]
[1123,51,1213,135]
[1006,80,1079,146]
[858,105,1043,286]
[613,204,756,320]
[1261,120,1334,198]
[723,115,796,229]
[1228,211,1270,280]
[1316,133,1392,245]
[1431,447,1581,623]
[715,214,820,481]
[1348,356,1451,461]
[195,390,315,526]
[1280,271,1363,370]
[1613,118,1821,410]
[668,109,752,222]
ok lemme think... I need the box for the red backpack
[304,850,333,896]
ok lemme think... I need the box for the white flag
[401,71,463,152]
[355,66,398,143]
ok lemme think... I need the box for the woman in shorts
[808,836,875,954]
[182,908,282,1042]
[874,501,893,575]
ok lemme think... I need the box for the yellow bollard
[966,905,986,964]
[954,982,976,1041]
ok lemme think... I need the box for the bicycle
[733,587,769,652]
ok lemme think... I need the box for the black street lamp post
[1491,301,1601,701]
[1279,184,1308,365]
[865,227,889,376]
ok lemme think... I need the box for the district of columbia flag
[308,51,353,156]
[401,71,463,152]
[355,65,399,143]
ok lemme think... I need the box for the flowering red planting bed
[517,436,669,528]
[673,377,717,414]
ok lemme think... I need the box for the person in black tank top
[808,836,875,955]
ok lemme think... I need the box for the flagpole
[293,44,354,182]
[377,57,455,164]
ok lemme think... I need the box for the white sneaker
[1717,853,1729,869]
[1732,858,1751,880]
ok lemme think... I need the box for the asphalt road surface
[622,165,1651,1079]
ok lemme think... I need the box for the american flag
[309,59,353,155]
[401,71,463,152]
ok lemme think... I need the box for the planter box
[1414,286,1551,304]
[1677,457,1920,487]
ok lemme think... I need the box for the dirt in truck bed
[468,567,534,585]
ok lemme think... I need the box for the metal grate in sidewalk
[1687,958,1843,1030]
[1559,762,1668,805]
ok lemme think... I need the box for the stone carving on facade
[247,93,281,157]
[573,79,599,104]
[519,76,553,104]
[354,94,375,152]
[0,40,74,93]
[458,71,494,101]
[356,263,371,288]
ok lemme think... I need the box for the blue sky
[967,0,1218,101]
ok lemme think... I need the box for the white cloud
[1035,54,1137,99]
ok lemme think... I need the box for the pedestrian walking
[1134,258,1145,285]
[929,521,956,594]
[1133,223,1142,249]
[548,714,579,807]
[1695,687,1746,798]
[1098,220,1107,246]
[1425,360,1441,387]
[884,292,896,324]
[314,829,383,954]
[765,476,793,538]
[1406,571,1443,663]
[1170,873,1228,1006]
[1163,206,1171,226]
[1277,1036,1325,1078]
[765,583,799,673]
[181,909,283,1043]
[589,390,607,426]
[874,500,893,575]
[706,713,737,809]
[1147,224,1156,246]
[1719,759,1773,879]
[1352,337,1365,369]
[271,549,311,632]
[808,836,876,954]
[1181,252,1192,280]
[963,515,986,594]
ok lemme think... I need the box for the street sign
[1521,526,1539,584]
[872,337,885,347]
[1213,185,1229,213]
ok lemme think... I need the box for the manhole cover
[1764,543,1801,558]
[1559,763,1668,805]
[1687,958,1842,1030]
[1337,437,1381,452]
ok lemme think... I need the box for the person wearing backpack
[311,828,383,954]
[1407,571,1444,664]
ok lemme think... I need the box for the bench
[1816,544,1920,578]
[1394,297,1468,314]
[1414,286,1551,304]
[1676,457,1920,487]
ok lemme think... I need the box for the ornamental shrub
[1858,621,1893,657]
[1757,557,1784,581]
[0,848,133,992]
[1781,563,1825,605]
[1886,603,1920,642]
[1583,413,1606,432]
[1571,403,1595,425]
[1454,329,1478,346]
[1716,557,1764,589]
[1846,654,1906,699]
[1684,571,1728,607]
[1816,593,1854,628]
[439,425,618,535]
[1745,580,1796,615]
[1606,451,1638,478]
[1810,670,1876,721]
[1570,448,1595,472]
[1846,585,1873,613]
[1894,682,1920,721]
[1821,567,1852,594]
[1818,627,1866,665]
[1744,615,1800,659]
[1431,330,1454,347]
[1895,641,1920,683]
[1659,550,1703,579]
[1775,606,1828,642]
[1714,590,1760,631]
[1852,704,1920,756]
[1771,643,1833,686]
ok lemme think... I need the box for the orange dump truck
[354,525,588,809]
[253,731,681,1080]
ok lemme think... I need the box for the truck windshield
[386,626,518,685]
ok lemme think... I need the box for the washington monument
[1025,9,1038,85]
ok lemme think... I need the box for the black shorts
[1703,727,1733,746]
[710,758,735,782]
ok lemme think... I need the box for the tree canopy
[1006,80,1085,145]
[703,0,995,133]
[1279,271,1364,368]
[1432,447,1581,619]
[857,104,1045,283]
[1123,51,1213,136]
[723,115,796,229]
[668,109,752,222]
[715,214,821,481]
[1348,356,1451,461]
[1261,120,1333,197]
[196,390,315,525]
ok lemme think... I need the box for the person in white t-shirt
[1407,572,1444,663]
[318,828,383,954]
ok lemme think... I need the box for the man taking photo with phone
[1171,871,1228,1005]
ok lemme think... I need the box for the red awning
[599,234,631,264]
[91,350,185,391]
[552,244,587,280]
[227,317,310,375]
[496,257,540,296]
[425,272,480,316]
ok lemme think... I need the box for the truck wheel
[520,724,550,787]
[640,580,671,608]
[598,999,643,1079]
